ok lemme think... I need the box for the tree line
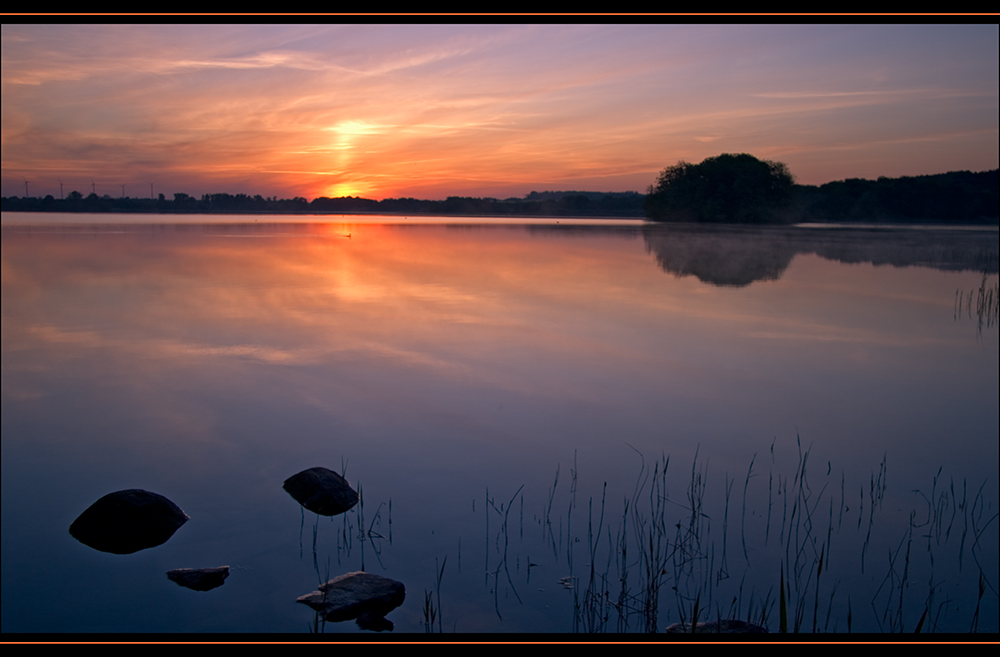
[0,190,646,217]
[644,153,998,224]
[2,157,996,223]
[792,169,998,224]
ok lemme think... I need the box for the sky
[2,23,997,201]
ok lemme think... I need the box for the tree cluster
[643,154,997,225]
[644,153,795,224]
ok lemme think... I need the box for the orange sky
[2,24,997,201]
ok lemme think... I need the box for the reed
[465,438,994,634]
[422,589,437,633]
[422,556,446,633]
[955,271,999,337]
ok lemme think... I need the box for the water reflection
[642,224,998,287]
[1,216,996,634]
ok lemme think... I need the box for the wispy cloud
[2,24,996,199]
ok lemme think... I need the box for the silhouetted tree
[796,170,998,223]
[645,153,795,224]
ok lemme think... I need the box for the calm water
[1,213,997,635]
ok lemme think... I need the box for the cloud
[2,25,996,198]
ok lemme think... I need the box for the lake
[1,213,997,635]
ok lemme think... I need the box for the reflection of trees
[642,224,999,287]
[642,225,798,287]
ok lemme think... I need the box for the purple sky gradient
[2,23,997,201]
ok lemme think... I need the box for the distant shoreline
[3,207,997,226]
[2,167,996,225]
[3,213,997,234]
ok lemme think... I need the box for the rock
[69,489,189,554]
[297,572,405,628]
[665,619,768,634]
[167,566,230,591]
[283,467,359,516]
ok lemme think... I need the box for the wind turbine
[59,178,64,200]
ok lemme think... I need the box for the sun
[324,182,368,199]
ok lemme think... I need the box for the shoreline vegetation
[458,442,999,635]
[2,154,997,224]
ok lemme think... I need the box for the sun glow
[1,25,995,200]
[324,183,367,198]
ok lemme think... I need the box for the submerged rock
[297,572,405,630]
[665,619,768,634]
[167,566,230,592]
[283,467,359,516]
[69,489,188,554]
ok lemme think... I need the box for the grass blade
[779,564,788,634]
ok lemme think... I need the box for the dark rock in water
[297,572,405,630]
[665,619,768,634]
[69,489,188,554]
[283,467,359,516]
[167,566,230,591]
